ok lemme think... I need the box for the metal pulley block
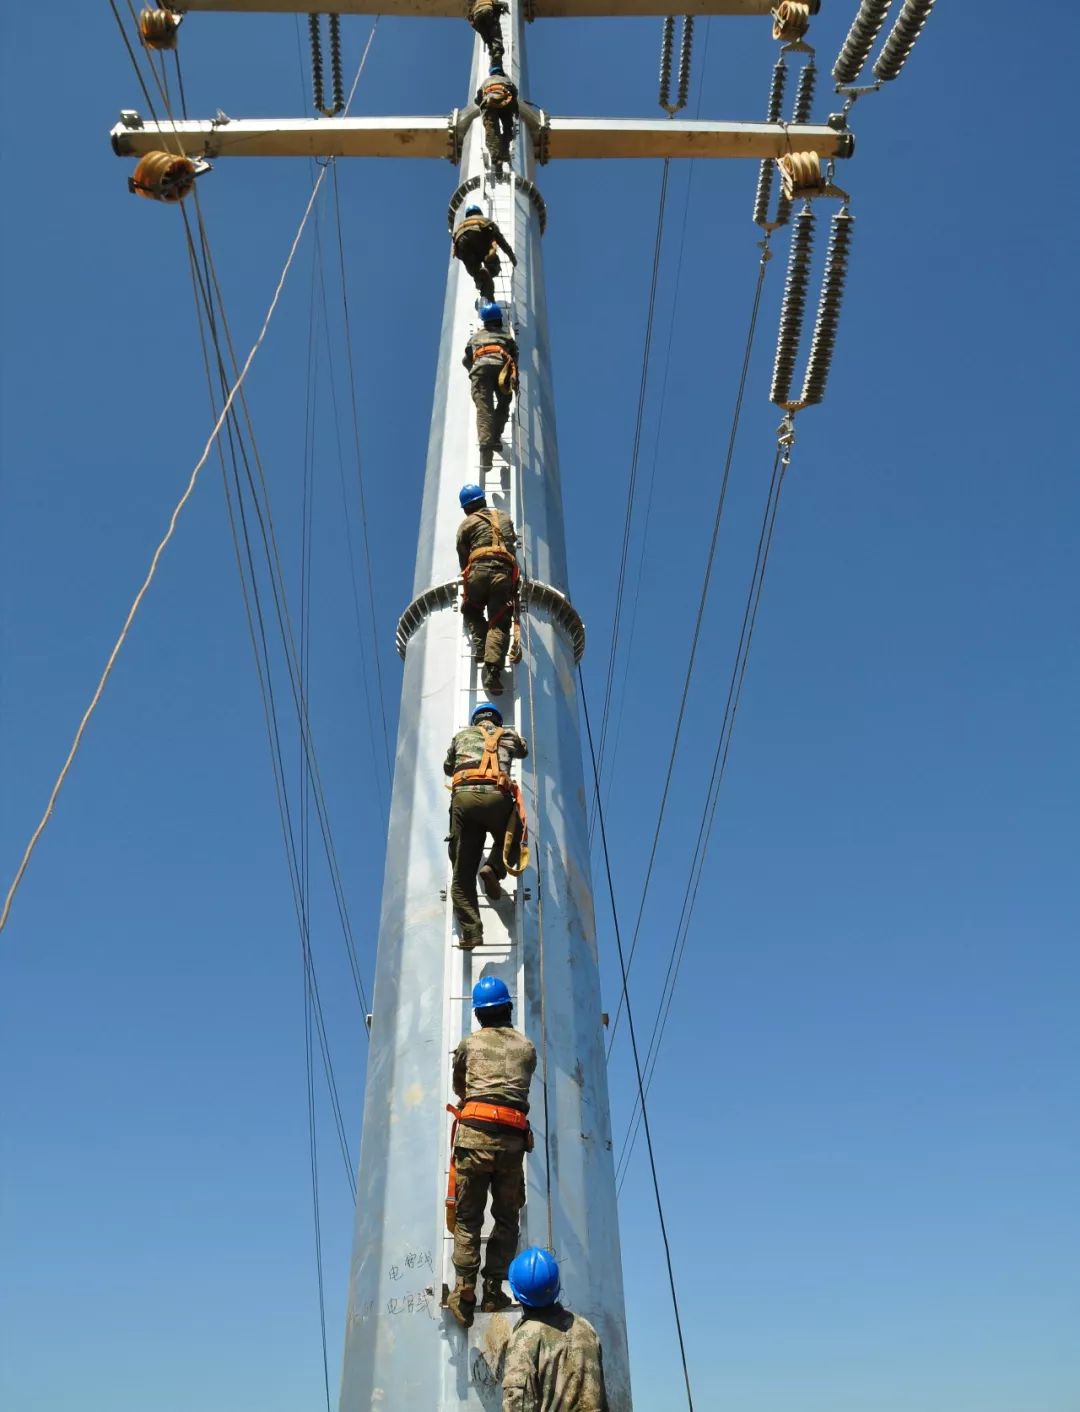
[139,8,182,51]
[128,151,209,203]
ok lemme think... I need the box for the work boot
[478,864,506,901]
[459,928,483,951]
[480,1276,513,1313]
[447,1277,477,1329]
[481,665,503,696]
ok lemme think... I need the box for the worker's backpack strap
[451,722,511,791]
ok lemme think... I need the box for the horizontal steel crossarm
[111,115,454,160]
[111,115,852,162]
[396,579,586,663]
[173,1,815,16]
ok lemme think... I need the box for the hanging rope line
[580,670,695,1412]
[0,175,323,936]
[615,430,793,1188]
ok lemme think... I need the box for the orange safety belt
[462,509,520,596]
[481,81,515,108]
[471,343,519,395]
[451,721,510,791]
[445,1100,532,1232]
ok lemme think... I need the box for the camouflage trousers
[448,787,515,941]
[470,363,513,452]
[482,109,515,168]
[461,251,501,305]
[452,1143,526,1281]
[469,12,505,66]
[463,561,515,669]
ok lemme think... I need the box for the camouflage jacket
[452,214,515,263]
[444,722,528,780]
[466,0,508,18]
[452,1025,536,1152]
[463,326,519,373]
[457,507,518,571]
[502,1306,609,1412]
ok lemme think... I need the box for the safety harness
[480,80,515,109]
[450,719,530,876]
[462,509,520,594]
[471,341,518,394]
[453,214,498,264]
[444,1100,532,1233]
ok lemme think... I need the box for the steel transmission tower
[109,3,852,1405]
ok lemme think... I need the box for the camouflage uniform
[463,326,519,462]
[458,506,519,675]
[451,1025,537,1281]
[444,722,528,945]
[452,213,517,305]
[502,1305,610,1412]
[476,73,519,172]
[466,0,508,67]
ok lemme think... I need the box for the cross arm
[172,1,817,16]
[111,112,853,163]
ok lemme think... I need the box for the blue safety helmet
[459,482,485,510]
[471,702,503,726]
[508,1248,561,1308]
[479,301,503,326]
[489,64,506,76]
[464,204,483,217]
[472,976,511,1011]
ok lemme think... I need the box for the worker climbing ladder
[439,25,534,1315]
[103,0,935,1404]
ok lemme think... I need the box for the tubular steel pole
[337,7,632,1409]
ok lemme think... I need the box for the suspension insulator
[772,1,811,43]
[832,0,892,84]
[872,0,936,81]
[658,15,675,112]
[128,151,199,203]
[800,208,854,406]
[779,150,826,201]
[791,59,816,124]
[766,55,788,123]
[753,58,787,226]
[770,205,814,407]
[676,16,695,113]
[328,12,345,115]
[139,7,181,51]
[308,13,326,116]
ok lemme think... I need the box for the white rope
[0,177,327,936]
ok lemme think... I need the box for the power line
[580,669,695,1412]
[615,436,792,1190]
[604,242,772,1056]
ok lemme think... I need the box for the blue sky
[1,4,1077,1410]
